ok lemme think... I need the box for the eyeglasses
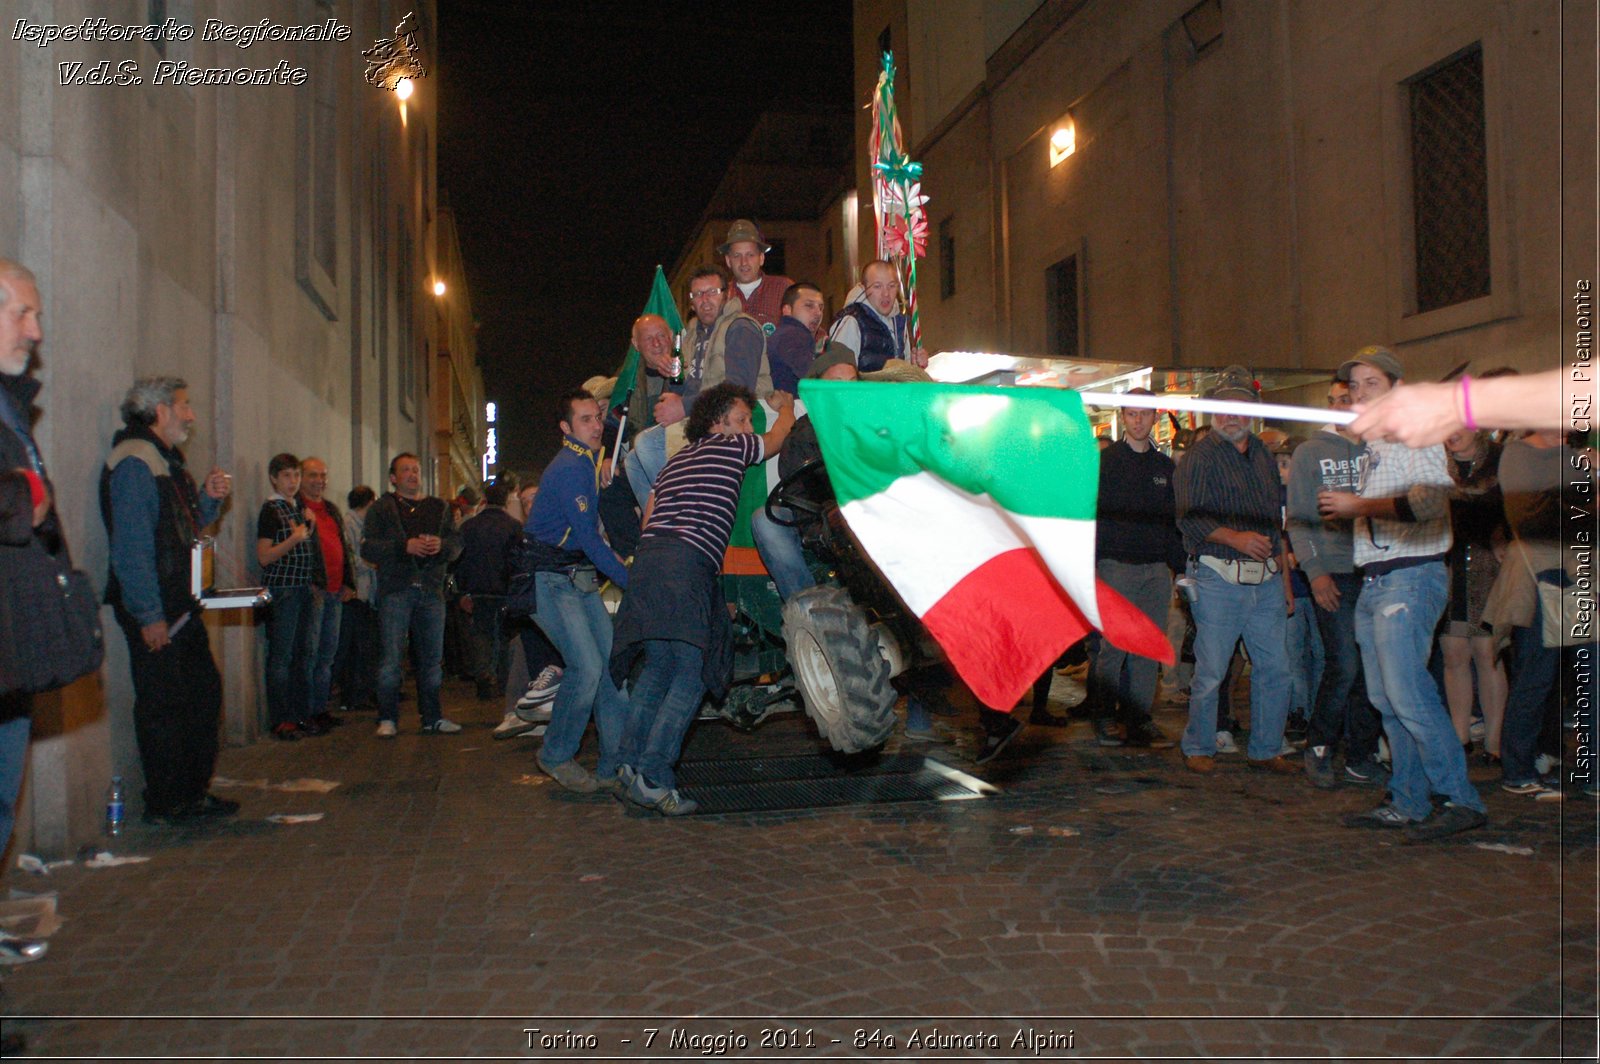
[688,288,723,300]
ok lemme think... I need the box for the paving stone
[0,683,1588,1057]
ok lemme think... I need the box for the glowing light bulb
[395,77,414,100]
[432,280,446,297]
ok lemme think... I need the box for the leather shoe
[1247,755,1299,775]
[1183,754,1216,774]
[195,793,241,818]
[1029,707,1071,728]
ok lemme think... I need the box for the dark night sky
[436,1,855,476]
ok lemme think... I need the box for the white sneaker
[421,718,462,735]
[375,720,397,739]
[493,712,539,740]
[1279,738,1298,756]
[1215,730,1239,755]
[1468,718,1486,742]
[1535,752,1561,776]
[516,665,563,709]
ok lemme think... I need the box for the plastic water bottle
[105,776,125,837]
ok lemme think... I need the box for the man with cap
[1174,366,1297,775]
[1318,346,1486,841]
[624,268,770,503]
[719,219,793,334]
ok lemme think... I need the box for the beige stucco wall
[0,0,444,857]
[871,0,1595,383]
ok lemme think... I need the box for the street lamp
[1049,120,1076,167]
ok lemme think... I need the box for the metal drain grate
[676,754,996,814]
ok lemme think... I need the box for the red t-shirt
[302,497,345,593]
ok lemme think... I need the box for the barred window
[1408,45,1489,314]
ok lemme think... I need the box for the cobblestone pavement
[1,672,1595,1061]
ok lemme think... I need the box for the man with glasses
[625,266,768,502]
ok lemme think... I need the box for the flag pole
[1077,390,1356,427]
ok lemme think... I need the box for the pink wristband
[1459,374,1477,431]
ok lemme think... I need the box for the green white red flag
[798,380,1174,710]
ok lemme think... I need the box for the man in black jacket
[455,480,521,701]
[0,262,62,962]
[361,453,463,737]
[1091,390,1185,750]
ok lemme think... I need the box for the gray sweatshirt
[1286,425,1367,581]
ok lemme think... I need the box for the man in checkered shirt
[1317,346,1487,842]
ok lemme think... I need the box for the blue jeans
[1502,568,1566,786]
[624,424,669,505]
[1305,572,1381,760]
[533,571,626,777]
[0,706,31,856]
[1354,562,1484,818]
[1286,592,1324,716]
[265,583,321,727]
[1182,564,1291,759]
[751,508,815,602]
[377,587,447,726]
[309,588,343,715]
[619,638,706,789]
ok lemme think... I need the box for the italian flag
[798,379,1174,710]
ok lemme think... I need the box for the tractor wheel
[782,585,896,753]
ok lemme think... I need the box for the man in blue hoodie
[826,260,927,373]
[525,389,630,793]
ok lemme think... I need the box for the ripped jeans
[1354,561,1484,818]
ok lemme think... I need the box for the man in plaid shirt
[1318,347,1487,842]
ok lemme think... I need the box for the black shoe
[195,793,241,818]
[1284,711,1308,745]
[141,804,197,827]
[1093,717,1125,747]
[297,718,329,737]
[975,714,1022,765]
[1401,802,1487,844]
[313,711,344,730]
[1123,719,1175,749]
[1029,707,1071,728]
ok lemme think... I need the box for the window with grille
[1408,45,1489,314]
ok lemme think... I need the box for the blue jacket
[526,436,628,587]
[103,429,220,625]
[768,315,817,395]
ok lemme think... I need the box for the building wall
[0,0,447,856]
[867,0,1594,382]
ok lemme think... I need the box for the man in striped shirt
[609,382,795,815]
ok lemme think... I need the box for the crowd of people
[0,226,1594,886]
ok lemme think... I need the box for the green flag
[610,265,683,416]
